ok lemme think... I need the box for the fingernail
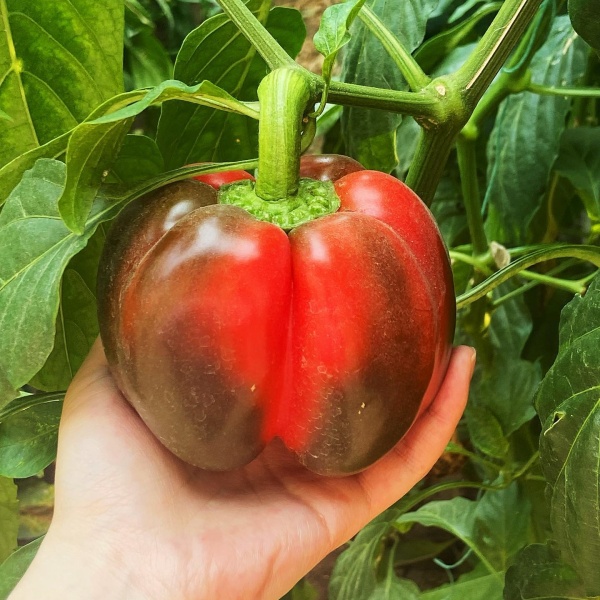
[469,347,477,377]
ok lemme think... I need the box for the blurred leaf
[0,477,18,563]
[126,29,173,89]
[0,0,124,168]
[421,567,503,599]
[415,2,501,73]
[0,396,62,478]
[554,126,600,223]
[314,0,367,82]
[504,543,587,599]
[0,536,43,600]
[484,16,587,246]
[535,273,600,593]
[282,578,319,600]
[17,478,54,541]
[156,1,305,168]
[568,0,600,56]
[370,546,420,600]
[341,0,438,172]
[329,509,401,600]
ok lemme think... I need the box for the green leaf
[281,579,319,600]
[554,126,600,223]
[329,509,400,600]
[59,79,254,233]
[0,477,18,563]
[535,273,600,593]
[369,546,420,600]
[414,2,501,73]
[0,536,43,600]
[504,543,587,600]
[0,132,70,208]
[0,0,124,168]
[465,403,509,460]
[0,398,62,478]
[341,0,438,172]
[396,483,530,575]
[111,135,165,184]
[0,159,129,397]
[313,0,367,83]
[126,29,174,89]
[568,0,600,56]
[483,16,587,246]
[421,570,503,600]
[156,1,305,168]
[463,284,541,454]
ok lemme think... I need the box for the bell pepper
[97,155,455,476]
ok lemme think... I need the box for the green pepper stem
[528,83,600,98]
[255,68,313,201]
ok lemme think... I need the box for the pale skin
[11,340,475,600]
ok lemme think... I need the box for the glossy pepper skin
[97,157,455,476]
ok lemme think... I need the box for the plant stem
[456,244,600,308]
[217,0,296,70]
[518,270,585,294]
[454,0,544,109]
[528,83,600,98]
[326,82,442,120]
[405,125,457,204]
[255,68,312,200]
[456,137,488,255]
[358,5,431,91]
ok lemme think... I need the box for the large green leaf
[421,569,503,600]
[535,273,600,594]
[0,160,129,401]
[483,16,587,246]
[341,0,438,172]
[0,0,124,168]
[0,536,43,600]
[504,543,587,600]
[554,126,600,223]
[156,1,305,168]
[396,483,530,575]
[0,477,17,564]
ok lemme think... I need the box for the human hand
[11,340,475,600]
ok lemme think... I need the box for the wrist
[9,525,156,600]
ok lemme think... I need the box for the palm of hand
[44,340,473,600]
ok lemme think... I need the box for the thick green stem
[327,82,442,120]
[358,5,430,91]
[405,125,457,205]
[217,0,296,70]
[256,68,313,200]
[454,0,544,108]
[456,137,488,255]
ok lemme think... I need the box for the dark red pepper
[97,156,455,476]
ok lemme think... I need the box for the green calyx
[219,178,340,230]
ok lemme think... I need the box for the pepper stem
[256,68,313,201]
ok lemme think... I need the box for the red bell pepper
[97,156,455,476]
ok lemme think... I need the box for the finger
[356,345,475,514]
